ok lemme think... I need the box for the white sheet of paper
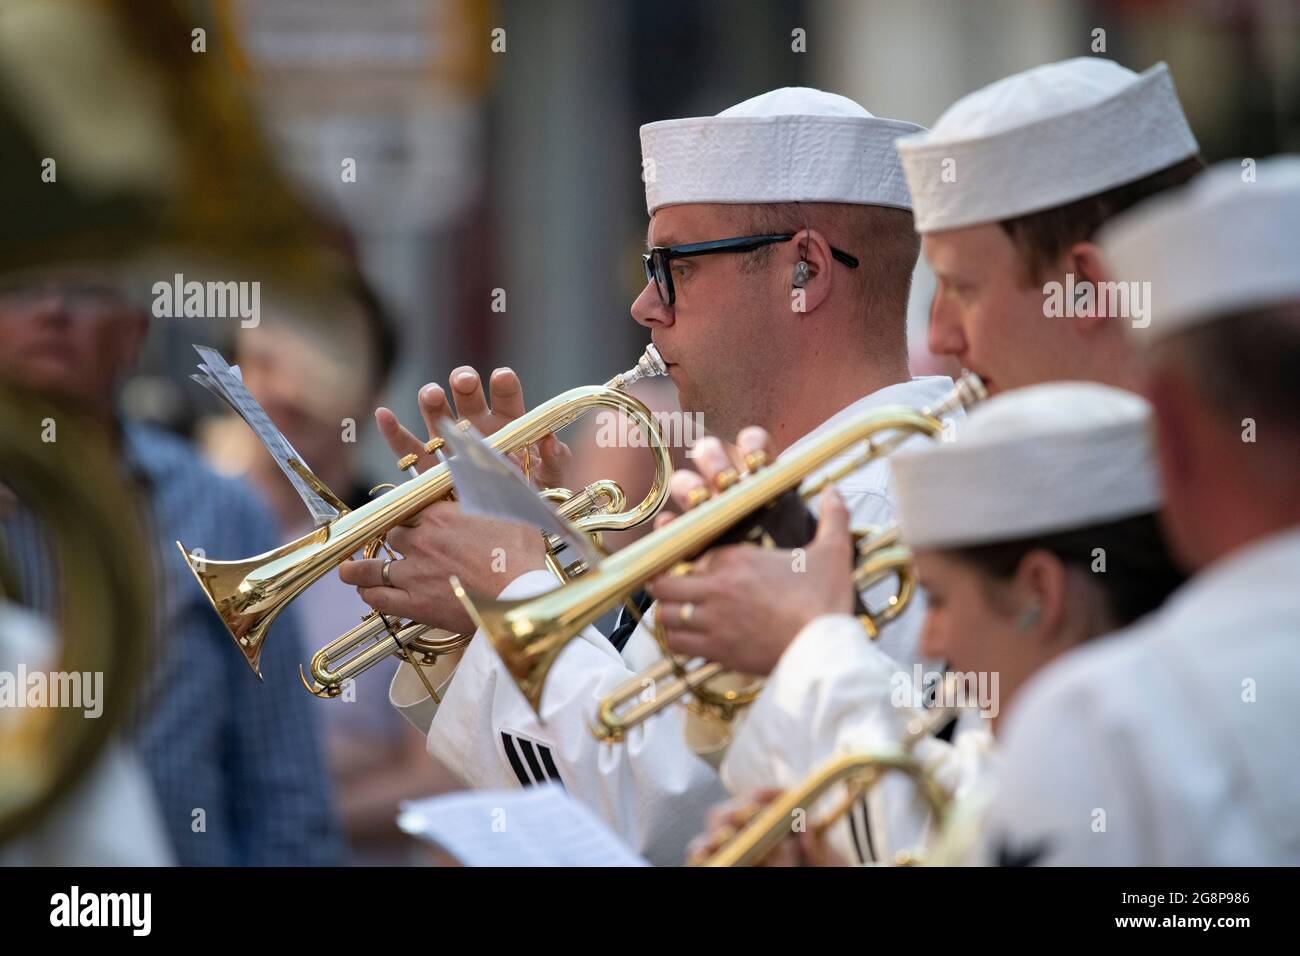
[189,344,338,526]
[397,784,649,867]
[439,420,599,566]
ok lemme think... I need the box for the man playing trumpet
[898,57,1203,398]
[340,87,955,864]
[676,383,1185,864]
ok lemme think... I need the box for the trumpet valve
[713,467,741,492]
[684,486,712,510]
[396,436,444,473]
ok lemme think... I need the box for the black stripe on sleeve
[500,732,533,787]
[537,745,565,788]
[518,738,547,785]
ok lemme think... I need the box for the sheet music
[397,784,650,867]
[439,420,600,566]
[188,344,339,526]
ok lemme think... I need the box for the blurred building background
[110,0,1298,481]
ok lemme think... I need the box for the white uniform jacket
[723,612,996,864]
[982,526,1300,866]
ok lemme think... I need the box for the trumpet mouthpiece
[614,345,668,389]
[944,371,988,415]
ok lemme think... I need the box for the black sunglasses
[641,234,860,306]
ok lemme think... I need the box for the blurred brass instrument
[454,373,985,722]
[691,698,959,867]
[0,387,151,846]
[180,346,671,691]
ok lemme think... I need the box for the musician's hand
[338,500,547,634]
[652,429,772,532]
[375,366,570,487]
[647,431,855,676]
[687,790,844,867]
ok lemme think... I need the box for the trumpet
[454,373,986,719]
[300,480,630,698]
[180,346,672,687]
[597,524,915,744]
[690,699,958,867]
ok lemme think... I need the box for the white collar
[1157,524,1300,632]
[781,376,957,460]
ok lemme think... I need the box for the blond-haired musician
[896,57,1203,397]
[673,382,1185,864]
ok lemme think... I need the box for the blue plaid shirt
[3,422,345,865]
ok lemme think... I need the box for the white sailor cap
[892,381,1160,549]
[896,58,1198,233]
[640,87,923,216]
[1100,155,1300,342]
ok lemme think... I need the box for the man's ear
[1064,241,1110,331]
[787,228,834,317]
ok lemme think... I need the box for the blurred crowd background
[88,0,1300,464]
[1,0,1298,865]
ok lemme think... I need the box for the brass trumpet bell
[300,480,629,698]
[181,348,672,686]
